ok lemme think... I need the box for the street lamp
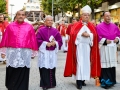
[10,4,14,21]
[52,0,53,17]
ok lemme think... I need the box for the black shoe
[103,85,111,89]
[77,85,82,89]
[42,87,47,90]
[82,80,86,86]
[76,80,82,89]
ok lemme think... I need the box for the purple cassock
[96,22,120,41]
[36,26,63,50]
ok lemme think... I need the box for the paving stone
[0,51,120,90]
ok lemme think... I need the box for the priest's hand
[46,42,52,47]
[65,40,68,43]
[1,53,6,59]
[114,38,119,43]
[106,39,111,44]
[82,32,90,37]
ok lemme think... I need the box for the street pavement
[0,51,120,90]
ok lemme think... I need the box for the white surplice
[74,25,93,80]
[0,47,37,68]
[38,41,59,69]
[99,37,120,68]
[61,35,68,51]
[6,48,32,68]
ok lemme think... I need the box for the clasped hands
[1,53,6,59]
[46,39,56,47]
[82,31,90,37]
[106,38,119,44]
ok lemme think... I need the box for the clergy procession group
[0,4,120,90]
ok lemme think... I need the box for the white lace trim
[38,41,59,69]
[6,48,32,68]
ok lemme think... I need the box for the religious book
[49,35,55,42]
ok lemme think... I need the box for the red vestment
[0,21,9,35]
[58,24,67,36]
[66,24,73,35]
[64,20,101,78]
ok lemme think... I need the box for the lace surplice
[6,48,32,68]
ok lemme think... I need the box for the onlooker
[66,18,77,38]
[91,19,96,26]
[0,13,9,63]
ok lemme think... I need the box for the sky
[8,0,28,15]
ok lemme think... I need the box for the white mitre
[81,5,92,14]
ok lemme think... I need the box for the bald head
[44,15,53,21]
[16,10,26,15]
[103,11,111,23]
[44,15,53,27]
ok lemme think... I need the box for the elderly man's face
[45,17,53,27]
[0,15,4,22]
[103,12,111,23]
[81,13,90,22]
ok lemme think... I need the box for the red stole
[64,21,101,78]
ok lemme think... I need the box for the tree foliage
[41,0,61,16]
[0,0,6,13]
[41,0,104,18]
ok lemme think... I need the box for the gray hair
[44,15,53,21]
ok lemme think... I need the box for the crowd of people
[0,4,120,90]
[0,13,9,64]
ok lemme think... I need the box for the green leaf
[0,0,7,13]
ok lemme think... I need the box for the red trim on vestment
[64,20,101,78]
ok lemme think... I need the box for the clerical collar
[46,26,52,28]
[103,21,111,25]
[16,21,24,24]
[82,21,88,25]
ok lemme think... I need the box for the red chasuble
[64,20,101,78]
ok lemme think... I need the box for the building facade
[24,0,43,21]
[95,0,120,24]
